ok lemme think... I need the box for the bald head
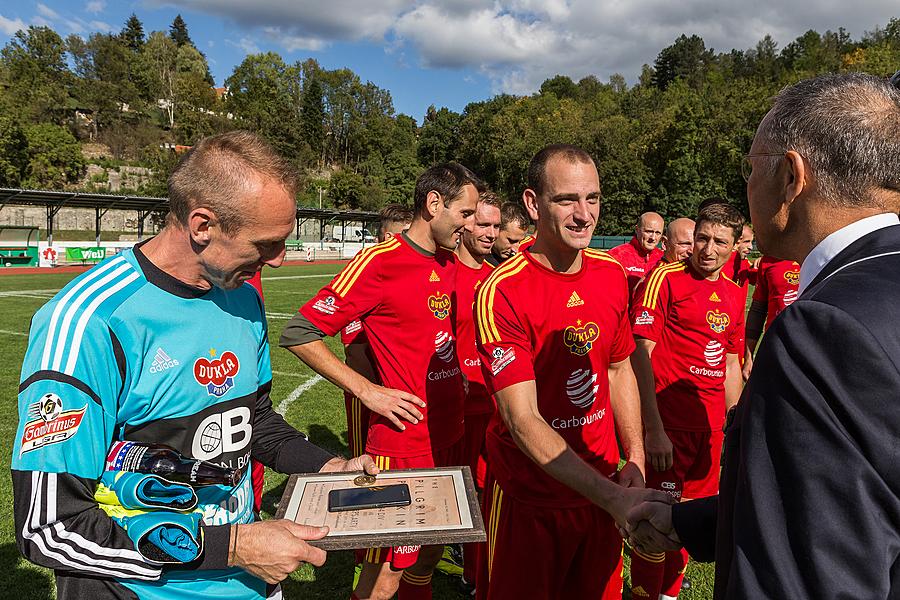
[662,217,694,262]
[635,212,664,253]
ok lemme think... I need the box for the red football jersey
[517,233,536,253]
[455,260,495,416]
[475,249,636,507]
[752,256,801,330]
[631,260,744,432]
[340,320,365,345]
[607,237,664,294]
[300,235,465,457]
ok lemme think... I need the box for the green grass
[0,264,717,599]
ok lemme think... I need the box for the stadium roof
[0,188,379,221]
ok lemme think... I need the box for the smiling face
[462,201,501,258]
[690,220,737,278]
[198,175,296,290]
[526,156,600,252]
[431,183,479,249]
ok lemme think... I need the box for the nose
[264,244,287,268]
[573,199,591,223]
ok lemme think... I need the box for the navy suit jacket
[673,224,900,599]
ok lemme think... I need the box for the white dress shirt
[798,212,900,295]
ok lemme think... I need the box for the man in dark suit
[625,72,900,598]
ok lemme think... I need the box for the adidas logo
[149,347,179,374]
[566,291,585,307]
[709,292,721,302]
[631,585,650,597]
[429,270,441,282]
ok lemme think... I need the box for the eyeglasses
[741,153,783,182]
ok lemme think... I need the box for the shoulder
[331,237,402,296]
[584,248,627,277]
[480,253,529,292]
[638,261,687,307]
[607,243,631,258]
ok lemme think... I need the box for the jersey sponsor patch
[428,292,451,319]
[20,393,87,455]
[783,289,799,306]
[705,310,730,334]
[563,320,600,356]
[704,340,725,367]
[434,331,455,362]
[313,295,339,315]
[344,320,362,335]
[784,270,800,285]
[490,347,516,375]
[634,310,654,326]
[565,368,598,408]
[566,291,585,307]
[193,349,240,397]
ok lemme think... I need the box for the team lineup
[11,71,900,600]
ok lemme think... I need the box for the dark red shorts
[479,475,624,600]
[462,412,492,489]
[363,440,463,569]
[645,428,724,500]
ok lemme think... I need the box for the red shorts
[645,428,724,500]
[363,440,463,569]
[478,475,624,600]
[344,392,371,458]
[462,412,492,489]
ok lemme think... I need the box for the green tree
[328,168,366,208]
[23,123,86,188]
[300,75,325,160]
[417,106,461,165]
[68,32,140,132]
[539,75,578,100]
[653,34,715,90]
[0,26,71,122]
[0,115,28,186]
[121,14,145,52]
[169,15,192,47]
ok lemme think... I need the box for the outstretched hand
[625,499,682,554]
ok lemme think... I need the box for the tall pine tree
[120,14,144,52]
[169,15,192,47]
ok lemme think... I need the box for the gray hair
[761,72,900,206]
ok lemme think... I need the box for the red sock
[629,546,665,599]
[660,547,690,598]
[399,570,433,600]
[350,595,360,600]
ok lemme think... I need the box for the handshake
[617,488,683,555]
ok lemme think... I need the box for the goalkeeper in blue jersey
[11,131,377,600]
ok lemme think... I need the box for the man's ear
[425,190,442,219]
[522,189,539,222]
[782,150,807,209]
[188,207,215,247]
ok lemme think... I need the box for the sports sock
[399,570,433,600]
[629,546,666,599]
[660,547,690,598]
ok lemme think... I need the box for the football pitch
[0,263,715,599]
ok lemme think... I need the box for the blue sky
[2,1,898,124]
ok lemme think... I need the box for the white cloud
[36,3,60,20]
[0,13,27,35]
[227,37,261,54]
[146,0,900,95]
[89,20,113,31]
[86,1,106,14]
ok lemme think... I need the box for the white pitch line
[265,312,297,320]
[0,329,27,337]
[0,294,54,300]
[276,374,324,415]
[272,370,306,378]
[264,273,337,281]
[0,288,61,295]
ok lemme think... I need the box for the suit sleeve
[12,312,164,580]
[725,300,900,598]
[672,496,718,562]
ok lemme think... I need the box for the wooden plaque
[274,466,486,550]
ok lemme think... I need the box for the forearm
[497,383,624,511]
[608,360,645,467]
[286,340,374,398]
[724,354,742,410]
[630,342,664,433]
